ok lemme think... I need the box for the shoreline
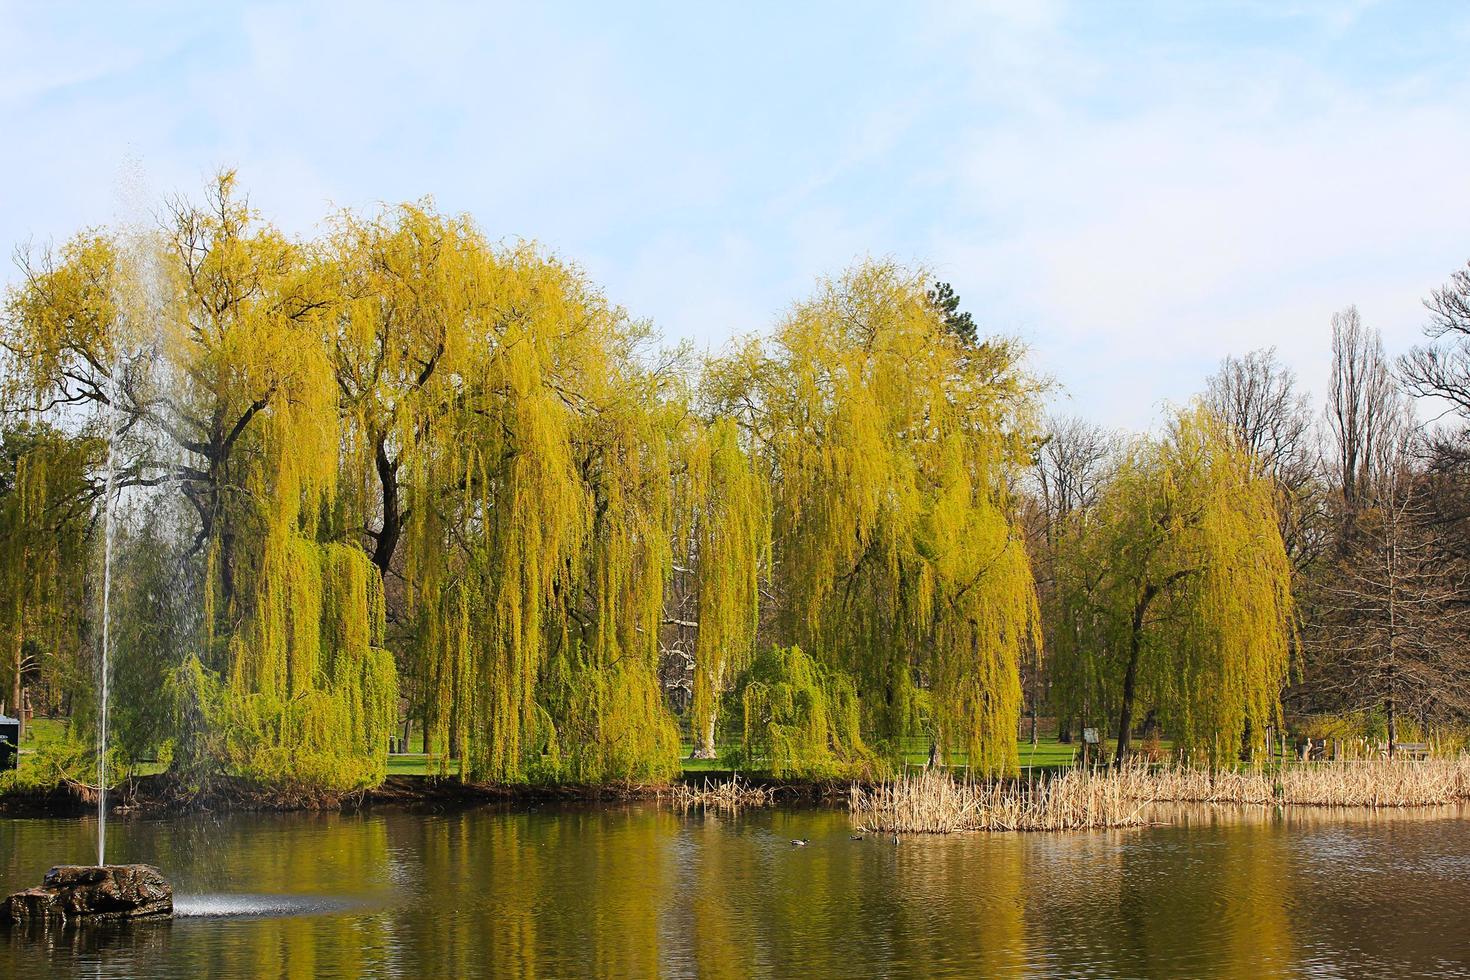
[6,757,1467,821]
[0,771,855,817]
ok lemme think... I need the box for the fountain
[1,866,172,925]
[97,349,118,866]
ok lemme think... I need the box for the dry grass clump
[665,777,776,811]
[850,757,1470,834]
[849,769,1149,833]
[1121,757,1470,808]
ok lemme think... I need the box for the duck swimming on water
[790,838,809,847]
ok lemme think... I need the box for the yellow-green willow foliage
[679,415,769,758]
[544,384,682,783]
[1045,522,1115,741]
[1071,407,1294,765]
[173,542,397,788]
[2,173,398,787]
[361,216,682,784]
[729,644,878,778]
[712,261,1042,775]
[0,425,96,735]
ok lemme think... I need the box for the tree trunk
[372,437,401,578]
[1386,694,1397,758]
[1114,627,1143,770]
[1028,650,1039,746]
[1138,708,1158,739]
[690,664,723,759]
[1115,584,1160,770]
[11,641,23,743]
[692,711,719,760]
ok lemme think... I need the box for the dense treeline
[1035,304,1470,759]
[0,173,1466,789]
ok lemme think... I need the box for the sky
[3,0,1470,430]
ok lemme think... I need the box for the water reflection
[2,803,1468,977]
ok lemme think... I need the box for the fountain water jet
[97,354,120,866]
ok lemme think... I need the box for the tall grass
[1117,757,1470,807]
[851,757,1470,834]
[665,777,776,811]
[849,769,1149,833]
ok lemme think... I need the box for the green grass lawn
[22,716,70,749]
[372,733,1102,778]
[387,753,452,776]
[8,719,1185,784]
[671,733,1105,777]
[373,732,1112,778]
[896,733,1093,773]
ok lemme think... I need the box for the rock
[1,865,172,924]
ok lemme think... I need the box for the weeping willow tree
[1061,406,1295,766]
[676,415,768,759]
[349,214,685,785]
[2,173,398,789]
[0,423,97,740]
[709,261,1043,775]
[727,644,876,778]
[1044,517,1116,746]
[541,374,683,784]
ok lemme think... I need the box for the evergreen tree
[927,280,977,347]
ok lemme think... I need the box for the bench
[1388,742,1430,760]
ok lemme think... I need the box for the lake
[3,802,1469,977]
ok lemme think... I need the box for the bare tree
[1205,348,1311,473]
[1305,436,1470,747]
[1401,260,1470,469]
[1028,416,1118,745]
[1032,415,1116,537]
[1204,348,1325,566]
[1327,307,1411,513]
[1402,260,1470,415]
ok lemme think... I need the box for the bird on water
[790,838,809,847]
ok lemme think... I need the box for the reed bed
[850,756,1470,834]
[1116,756,1470,808]
[849,769,1149,833]
[665,777,776,811]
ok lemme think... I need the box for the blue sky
[4,1,1469,429]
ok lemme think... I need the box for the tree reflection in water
[2,803,1468,978]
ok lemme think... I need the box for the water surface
[3,803,1469,977]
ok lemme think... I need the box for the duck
[790,838,809,847]
[849,834,864,841]
[892,834,901,845]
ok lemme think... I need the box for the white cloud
[3,2,1468,434]
[924,6,1470,429]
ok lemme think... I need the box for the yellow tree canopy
[3,173,396,789]
[710,261,1043,774]
[1065,406,1295,763]
[676,414,769,757]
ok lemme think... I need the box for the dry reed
[849,769,1150,833]
[850,757,1470,834]
[665,777,776,811]
[1114,756,1470,808]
